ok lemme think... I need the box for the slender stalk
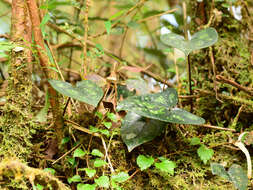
[82,0,90,78]
[26,0,64,142]
[183,1,193,111]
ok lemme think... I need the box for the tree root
[0,159,70,190]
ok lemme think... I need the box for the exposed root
[0,159,70,190]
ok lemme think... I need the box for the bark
[26,0,64,149]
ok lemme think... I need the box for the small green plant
[66,145,129,189]
[190,137,214,164]
[117,88,205,151]
[136,155,177,175]
[160,27,218,94]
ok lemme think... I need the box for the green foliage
[190,137,201,146]
[120,112,165,152]
[104,21,112,35]
[111,172,130,183]
[95,176,110,188]
[48,80,103,107]
[136,155,154,171]
[136,155,177,175]
[84,168,96,178]
[91,149,104,157]
[67,175,81,184]
[117,88,204,124]
[160,28,218,56]
[197,145,214,164]
[34,184,44,190]
[93,159,107,167]
[154,158,177,175]
[118,88,205,151]
[211,163,248,190]
[77,183,97,190]
[43,168,56,175]
[190,138,214,164]
[73,148,86,158]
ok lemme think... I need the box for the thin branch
[137,8,178,23]
[209,47,222,102]
[198,124,236,132]
[90,0,148,39]
[216,75,253,96]
[82,0,90,77]
[101,136,114,173]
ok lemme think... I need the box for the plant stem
[183,1,193,111]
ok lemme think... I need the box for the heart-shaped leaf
[137,155,154,171]
[121,112,165,152]
[160,27,218,56]
[117,89,205,125]
[211,163,248,190]
[228,164,248,190]
[49,79,103,107]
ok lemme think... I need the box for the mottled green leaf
[84,168,96,178]
[68,175,81,184]
[190,137,201,146]
[197,145,214,164]
[154,159,177,175]
[137,155,154,171]
[167,108,205,125]
[228,164,248,190]
[121,112,165,152]
[73,148,86,157]
[117,88,178,113]
[77,183,97,190]
[48,79,103,107]
[117,88,204,124]
[160,28,218,55]
[111,172,129,183]
[91,149,104,157]
[107,112,117,122]
[211,163,230,180]
[103,121,112,129]
[95,176,110,188]
[94,159,107,167]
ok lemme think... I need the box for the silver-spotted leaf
[117,88,178,114]
[121,112,165,152]
[160,27,218,56]
[167,108,205,125]
[228,164,248,190]
[117,89,204,125]
[211,163,230,181]
[49,79,103,107]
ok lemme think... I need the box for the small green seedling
[160,27,218,95]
